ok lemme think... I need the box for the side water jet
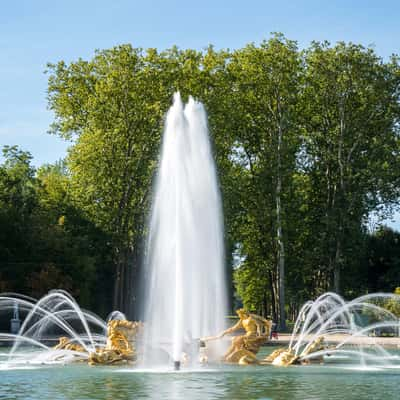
[266,292,400,367]
[142,93,227,368]
[0,290,144,368]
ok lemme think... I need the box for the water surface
[1,360,399,400]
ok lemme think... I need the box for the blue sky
[1,0,399,227]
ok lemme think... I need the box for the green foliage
[0,146,113,315]
[301,42,400,293]
[1,35,399,321]
[384,288,400,317]
[234,262,270,314]
[46,44,238,314]
[0,146,37,263]
[363,227,400,293]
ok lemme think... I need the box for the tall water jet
[142,93,227,367]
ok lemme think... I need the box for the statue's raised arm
[204,319,243,342]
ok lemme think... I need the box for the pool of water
[1,350,400,399]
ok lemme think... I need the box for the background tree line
[1,35,399,328]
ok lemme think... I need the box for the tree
[302,42,400,293]
[46,44,240,316]
[364,227,400,293]
[226,35,303,328]
[0,146,37,272]
[44,38,400,323]
[47,45,194,315]
[0,146,113,314]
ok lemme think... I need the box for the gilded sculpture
[262,336,326,366]
[88,319,143,365]
[53,336,86,353]
[54,319,143,366]
[202,308,272,365]
[53,310,326,367]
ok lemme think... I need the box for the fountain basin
[1,347,400,400]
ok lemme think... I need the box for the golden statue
[89,320,143,365]
[297,336,325,365]
[262,336,326,366]
[54,319,143,366]
[262,347,298,366]
[53,336,86,353]
[202,308,272,364]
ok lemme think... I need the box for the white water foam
[142,93,227,366]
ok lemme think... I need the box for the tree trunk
[111,248,138,319]
[122,249,133,318]
[269,270,278,323]
[277,195,286,330]
[333,233,342,293]
[262,291,268,318]
[333,102,345,294]
[113,262,121,310]
[126,245,141,320]
[276,111,286,331]
[112,247,131,313]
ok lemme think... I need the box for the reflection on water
[0,362,400,400]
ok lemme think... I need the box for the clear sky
[1,0,399,227]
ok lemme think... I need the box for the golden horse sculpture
[202,308,272,365]
[53,336,86,353]
[54,319,143,365]
[261,336,326,366]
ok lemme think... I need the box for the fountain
[0,290,105,366]
[0,290,143,367]
[141,92,227,368]
[1,289,399,369]
[263,292,400,367]
[0,93,229,369]
[1,95,400,371]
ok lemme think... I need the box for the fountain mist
[286,292,400,367]
[0,290,107,367]
[142,93,227,366]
